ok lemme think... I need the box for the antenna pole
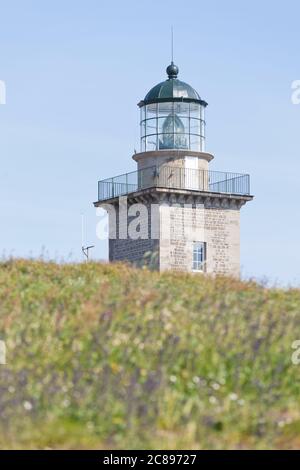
[171,26,174,62]
[81,214,95,262]
[81,214,85,248]
[82,245,95,262]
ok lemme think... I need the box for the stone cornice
[94,187,254,210]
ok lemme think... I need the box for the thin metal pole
[81,214,85,251]
[171,26,174,62]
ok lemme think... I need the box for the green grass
[0,259,300,449]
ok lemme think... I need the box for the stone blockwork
[160,203,240,276]
[108,197,159,269]
[99,188,251,277]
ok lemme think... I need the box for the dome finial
[166,26,179,78]
[166,61,179,79]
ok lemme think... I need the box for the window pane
[190,103,200,119]
[145,135,157,151]
[190,135,200,151]
[146,103,157,119]
[175,117,189,134]
[158,133,174,150]
[158,117,167,134]
[174,101,189,116]
[200,136,205,152]
[145,118,157,136]
[192,242,206,271]
[158,102,173,117]
[141,136,146,152]
[140,121,146,138]
[190,118,201,135]
[174,133,188,149]
[141,106,146,121]
[200,104,205,121]
[200,120,205,138]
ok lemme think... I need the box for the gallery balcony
[96,165,251,202]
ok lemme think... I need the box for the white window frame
[192,241,206,272]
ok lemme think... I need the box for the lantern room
[138,62,208,153]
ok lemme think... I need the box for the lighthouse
[94,62,253,276]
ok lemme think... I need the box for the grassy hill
[0,259,300,449]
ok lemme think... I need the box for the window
[192,242,206,272]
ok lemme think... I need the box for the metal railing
[97,165,250,201]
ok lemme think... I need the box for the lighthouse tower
[94,62,253,276]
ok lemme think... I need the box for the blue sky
[0,0,299,284]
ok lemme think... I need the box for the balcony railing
[97,165,250,202]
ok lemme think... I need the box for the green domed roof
[139,62,207,107]
[145,78,201,102]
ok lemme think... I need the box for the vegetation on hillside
[0,259,300,449]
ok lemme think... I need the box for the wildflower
[212,382,220,391]
[86,422,94,431]
[23,401,33,411]
[209,396,217,405]
[170,375,177,383]
[229,393,238,401]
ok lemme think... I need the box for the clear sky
[0,0,299,285]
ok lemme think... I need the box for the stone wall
[109,198,160,269]
[159,203,240,276]
[106,191,242,277]
[204,208,240,276]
